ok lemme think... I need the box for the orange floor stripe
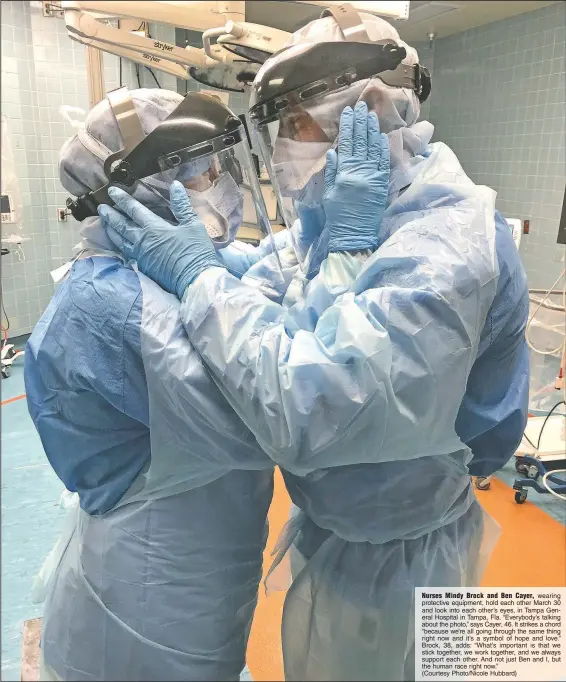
[1,393,26,406]
[479,476,566,588]
[247,470,565,681]
[247,469,289,682]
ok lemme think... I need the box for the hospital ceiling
[396,1,559,43]
[245,1,559,42]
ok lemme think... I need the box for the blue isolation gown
[25,248,277,681]
[176,141,529,680]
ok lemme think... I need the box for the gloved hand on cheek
[324,101,390,253]
[99,181,223,299]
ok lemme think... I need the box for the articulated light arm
[60,1,279,92]
[59,0,410,96]
[63,3,241,69]
[66,31,189,80]
[60,0,290,92]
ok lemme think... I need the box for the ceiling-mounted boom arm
[57,1,411,95]
[59,0,280,92]
[60,0,292,92]
[63,5,235,69]
[66,31,189,80]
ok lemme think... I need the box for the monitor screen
[1,194,12,214]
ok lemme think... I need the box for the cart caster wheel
[527,465,539,480]
[514,489,528,504]
[476,477,491,490]
[515,458,528,476]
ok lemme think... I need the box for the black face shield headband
[250,4,430,127]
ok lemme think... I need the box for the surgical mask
[272,138,330,199]
[294,168,325,207]
[187,172,244,246]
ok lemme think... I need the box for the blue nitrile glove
[324,101,390,253]
[216,241,261,278]
[99,181,222,299]
[292,201,326,262]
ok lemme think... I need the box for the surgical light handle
[202,27,228,62]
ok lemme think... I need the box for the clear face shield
[66,89,284,286]
[250,36,430,276]
[255,93,343,209]
[252,89,357,276]
[152,136,267,250]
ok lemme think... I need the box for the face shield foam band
[77,128,113,163]
[320,3,372,43]
[71,88,145,177]
[106,87,146,157]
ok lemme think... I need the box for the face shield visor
[152,137,259,249]
[253,88,351,222]
[250,39,430,273]
[66,89,283,284]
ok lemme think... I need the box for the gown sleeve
[181,195,499,475]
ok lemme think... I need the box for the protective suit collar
[387,120,434,200]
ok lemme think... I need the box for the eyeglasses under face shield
[65,89,284,284]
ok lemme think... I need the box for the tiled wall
[428,2,566,289]
[0,1,176,338]
[1,0,81,338]
[0,3,258,338]
[2,2,564,338]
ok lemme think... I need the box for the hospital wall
[1,2,215,338]
[1,0,79,339]
[1,2,565,339]
[427,1,566,290]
